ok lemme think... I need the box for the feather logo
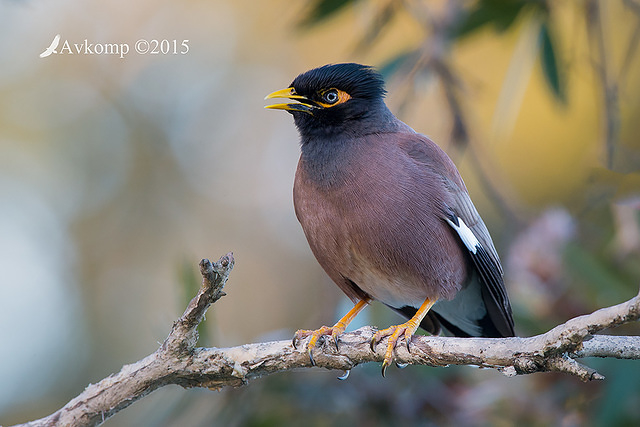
[40,34,61,58]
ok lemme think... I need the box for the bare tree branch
[14,255,640,427]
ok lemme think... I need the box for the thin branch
[575,335,640,359]
[585,0,620,169]
[14,256,640,427]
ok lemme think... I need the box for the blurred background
[1,0,639,425]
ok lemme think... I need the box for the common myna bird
[265,63,515,375]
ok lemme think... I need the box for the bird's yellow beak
[264,87,316,114]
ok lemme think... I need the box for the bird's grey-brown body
[267,63,514,342]
[295,130,469,304]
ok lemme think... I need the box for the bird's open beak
[264,87,316,114]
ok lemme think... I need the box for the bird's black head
[265,63,390,139]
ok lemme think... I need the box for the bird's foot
[370,320,420,377]
[292,300,369,366]
[293,324,345,366]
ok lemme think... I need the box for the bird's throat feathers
[296,105,410,188]
[298,134,356,188]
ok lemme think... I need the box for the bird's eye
[323,90,339,104]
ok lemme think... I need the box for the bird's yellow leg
[371,297,437,377]
[294,299,369,365]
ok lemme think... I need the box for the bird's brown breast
[293,133,469,309]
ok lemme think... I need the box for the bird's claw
[381,359,390,377]
[371,322,417,377]
[293,325,345,365]
[337,370,350,381]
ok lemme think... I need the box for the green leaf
[539,21,567,103]
[378,50,418,79]
[299,0,358,27]
[454,0,529,40]
[455,3,499,39]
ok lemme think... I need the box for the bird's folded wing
[444,205,514,337]
[401,133,515,337]
[443,180,515,337]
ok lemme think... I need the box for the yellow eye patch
[317,88,351,108]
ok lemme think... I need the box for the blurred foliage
[303,0,566,102]
[454,0,536,36]
[299,0,356,26]
[1,0,640,426]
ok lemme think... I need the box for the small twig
[162,255,233,354]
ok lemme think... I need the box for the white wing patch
[446,216,480,254]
